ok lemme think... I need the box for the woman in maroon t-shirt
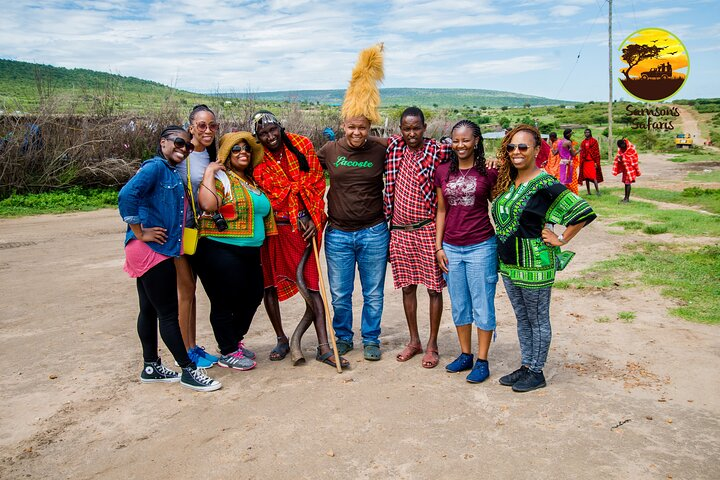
[435,120,499,384]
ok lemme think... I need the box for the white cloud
[550,5,583,17]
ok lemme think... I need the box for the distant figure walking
[578,129,603,195]
[612,138,641,203]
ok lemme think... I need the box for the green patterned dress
[491,172,596,288]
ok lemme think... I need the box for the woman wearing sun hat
[193,131,277,372]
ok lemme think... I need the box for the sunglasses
[194,122,219,133]
[506,143,532,153]
[167,136,195,152]
[231,144,252,153]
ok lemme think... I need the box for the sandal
[269,338,290,361]
[316,347,350,368]
[396,343,423,362]
[364,344,381,361]
[422,349,439,369]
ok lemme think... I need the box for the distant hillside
[0,59,208,112]
[221,87,574,108]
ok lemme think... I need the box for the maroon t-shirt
[434,163,498,246]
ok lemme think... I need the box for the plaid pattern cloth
[261,225,322,301]
[384,135,449,221]
[388,140,445,291]
[612,140,641,183]
[254,133,327,231]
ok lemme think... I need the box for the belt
[390,218,432,231]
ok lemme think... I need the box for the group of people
[119,44,599,394]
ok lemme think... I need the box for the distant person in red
[544,132,561,178]
[612,138,641,203]
[535,138,551,169]
[578,129,603,196]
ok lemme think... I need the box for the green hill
[221,87,575,108]
[0,59,209,113]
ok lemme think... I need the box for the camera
[211,212,228,232]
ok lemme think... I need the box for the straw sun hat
[216,131,264,168]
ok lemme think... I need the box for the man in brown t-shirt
[317,115,389,361]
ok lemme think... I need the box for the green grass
[668,152,719,163]
[618,311,636,323]
[688,169,720,182]
[595,316,611,323]
[569,242,720,324]
[0,187,118,216]
[626,187,720,215]
[585,189,720,235]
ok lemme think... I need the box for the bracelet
[297,210,308,219]
[435,248,444,254]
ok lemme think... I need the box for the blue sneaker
[194,345,219,365]
[466,359,490,383]
[445,353,474,373]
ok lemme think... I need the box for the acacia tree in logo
[621,43,667,81]
[619,28,688,102]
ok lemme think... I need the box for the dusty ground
[0,152,718,479]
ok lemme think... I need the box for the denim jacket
[118,156,186,257]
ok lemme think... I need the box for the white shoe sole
[140,377,181,383]
[180,380,222,392]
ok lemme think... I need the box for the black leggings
[137,258,191,367]
[192,238,264,355]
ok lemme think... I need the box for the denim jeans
[325,221,389,346]
[501,276,552,373]
[443,236,498,331]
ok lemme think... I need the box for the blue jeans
[501,276,552,373]
[325,221,389,346]
[443,236,498,331]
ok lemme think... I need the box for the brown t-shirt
[317,138,386,231]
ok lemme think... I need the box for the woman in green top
[195,132,277,372]
[491,125,596,393]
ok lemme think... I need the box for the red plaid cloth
[388,146,445,291]
[612,139,641,183]
[261,224,322,301]
[384,135,449,221]
[254,133,327,231]
[579,137,604,183]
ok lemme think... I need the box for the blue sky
[2,0,718,101]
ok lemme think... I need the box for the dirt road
[1,153,718,479]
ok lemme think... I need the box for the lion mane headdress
[341,43,384,125]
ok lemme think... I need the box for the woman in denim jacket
[118,125,221,392]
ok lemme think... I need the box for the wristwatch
[557,234,566,244]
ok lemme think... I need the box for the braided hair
[156,125,188,159]
[251,110,310,172]
[188,104,218,161]
[447,120,487,182]
[492,124,542,198]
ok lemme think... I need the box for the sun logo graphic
[619,28,689,102]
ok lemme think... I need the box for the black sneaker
[512,370,546,392]
[498,366,529,386]
[140,359,180,383]
[181,365,222,392]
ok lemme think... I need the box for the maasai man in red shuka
[578,128,603,196]
[251,110,337,366]
[612,138,641,203]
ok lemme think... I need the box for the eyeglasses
[166,136,195,152]
[194,122,219,133]
[231,144,252,153]
[506,143,532,153]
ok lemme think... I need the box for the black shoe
[498,366,528,386]
[512,370,546,392]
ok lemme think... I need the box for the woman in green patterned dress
[491,125,596,393]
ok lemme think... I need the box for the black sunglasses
[506,143,532,153]
[167,136,195,152]
[231,144,252,153]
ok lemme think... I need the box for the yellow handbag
[182,159,199,255]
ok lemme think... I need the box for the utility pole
[608,0,613,165]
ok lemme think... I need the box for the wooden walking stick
[312,236,342,373]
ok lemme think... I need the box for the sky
[1,0,719,102]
